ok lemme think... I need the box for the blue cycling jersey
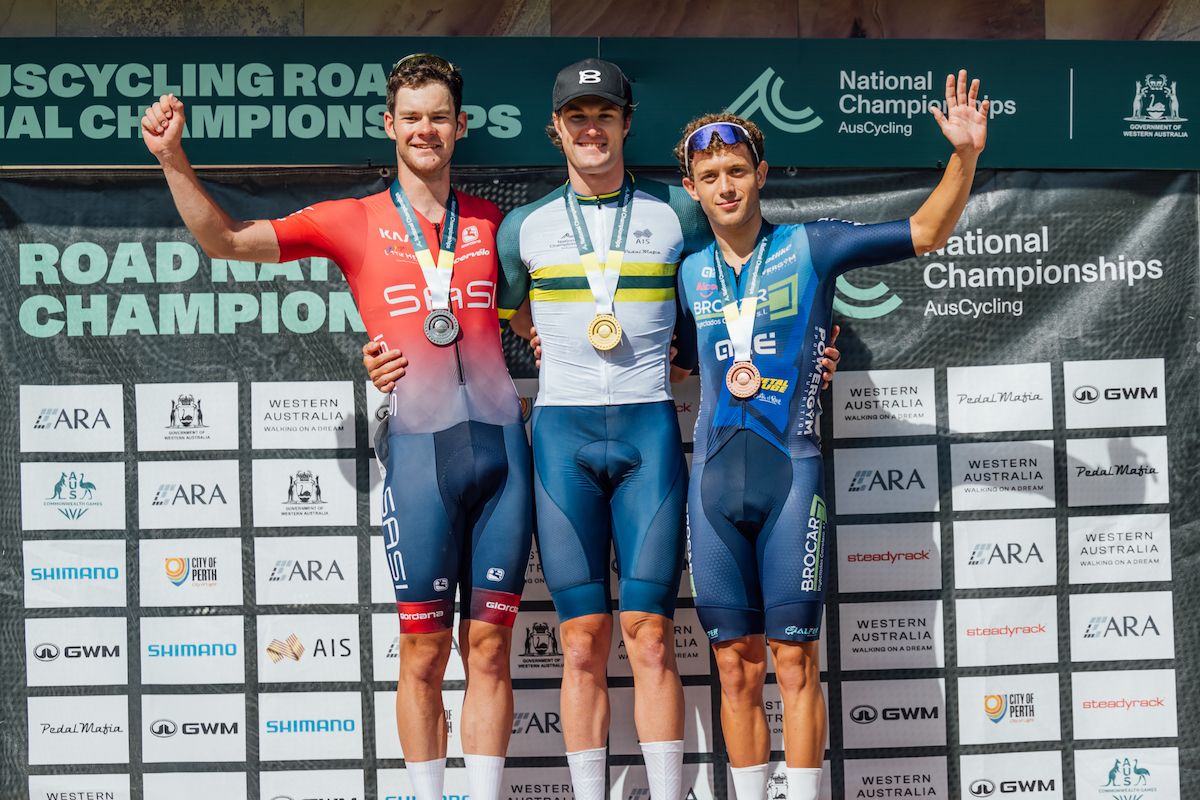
[677,219,914,463]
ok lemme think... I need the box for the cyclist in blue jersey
[675,71,990,800]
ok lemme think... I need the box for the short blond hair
[673,112,765,175]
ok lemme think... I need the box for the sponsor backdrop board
[2,162,1196,800]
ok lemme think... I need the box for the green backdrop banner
[1,39,1196,168]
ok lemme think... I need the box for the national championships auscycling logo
[834,274,903,319]
[727,68,822,134]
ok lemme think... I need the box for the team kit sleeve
[667,183,715,257]
[671,270,699,372]
[268,199,367,277]
[806,217,916,280]
[494,210,531,328]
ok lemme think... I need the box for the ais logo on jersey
[382,281,496,316]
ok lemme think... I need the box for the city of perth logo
[45,470,101,520]
[1125,74,1188,139]
[1101,755,1156,799]
[519,621,561,668]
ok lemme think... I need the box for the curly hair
[673,112,765,175]
[386,54,464,117]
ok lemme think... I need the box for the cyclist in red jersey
[141,54,530,800]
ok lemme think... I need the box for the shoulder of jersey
[456,190,504,228]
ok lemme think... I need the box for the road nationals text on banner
[0,38,1197,168]
[2,167,1197,800]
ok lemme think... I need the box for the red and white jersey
[271,188,521,434]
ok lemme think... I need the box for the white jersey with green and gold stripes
[497,176,710,407]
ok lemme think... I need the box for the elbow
[909,221,947,256]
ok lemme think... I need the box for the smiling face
[384,82,467,179]
[552,97,631,179]
[682,142,769,233]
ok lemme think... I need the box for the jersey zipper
[432,220,464,385]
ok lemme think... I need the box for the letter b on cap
[578,70,602,84]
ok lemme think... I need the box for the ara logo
[44,470,101,521]
[511,711,561,734]
[522,622,561,657]
[168,394,207,429]
[1084,615,1161,639]
[33,407,112,431]
[269,559,345,582]
[284,470,325,505]
[152,482,228,506]
[834,273,902,320]
[848,468,926,492]
[727,67,822,133]
[968,541,1044,566]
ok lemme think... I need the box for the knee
[399,633,452,685]
[714,644,767,700]
[622,616,672,674]
[561,621,609,674]
[772,644,819,696]
[466,629,511,683]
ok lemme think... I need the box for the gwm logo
[727,67,822,133]
[834,274,902,319]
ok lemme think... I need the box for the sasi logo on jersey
[381,280,496,317]
[168,394,206,429]
[44,470,101,520]
[727,67,822,133]
[284,470,325,505]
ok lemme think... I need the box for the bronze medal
[726,361,762,399]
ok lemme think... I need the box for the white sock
[567,746,608,800]
[641,740,684,800]
[406,757,446,800]
[786,767,822,800]
[465,753,505,800]
[729,763,768,800]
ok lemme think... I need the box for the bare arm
[142,94,280,262]
[909,70,989,255]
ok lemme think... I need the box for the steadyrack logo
[727,67,822,133]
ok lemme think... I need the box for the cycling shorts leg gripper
[532,406,612,622]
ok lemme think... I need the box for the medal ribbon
[390,179,460,310]
[712,225,772,363]
[562,176,634,316]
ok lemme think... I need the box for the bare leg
[459,619,515,756]
[559,613,613,750]
[768,639,824,767]
[619,611,684,741]
[396,630,453,761]
[713,636,770,768]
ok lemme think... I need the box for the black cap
[552,58,633,112]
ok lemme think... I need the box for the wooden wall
[2,0,1199,39]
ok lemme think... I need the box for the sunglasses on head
[685,122,760,175]
[391,52,457,75]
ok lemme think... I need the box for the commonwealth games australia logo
[727,67,822,133]
[45,470,100,520]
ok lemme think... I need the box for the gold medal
[726,361,762,399]
[587,313,622,351]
